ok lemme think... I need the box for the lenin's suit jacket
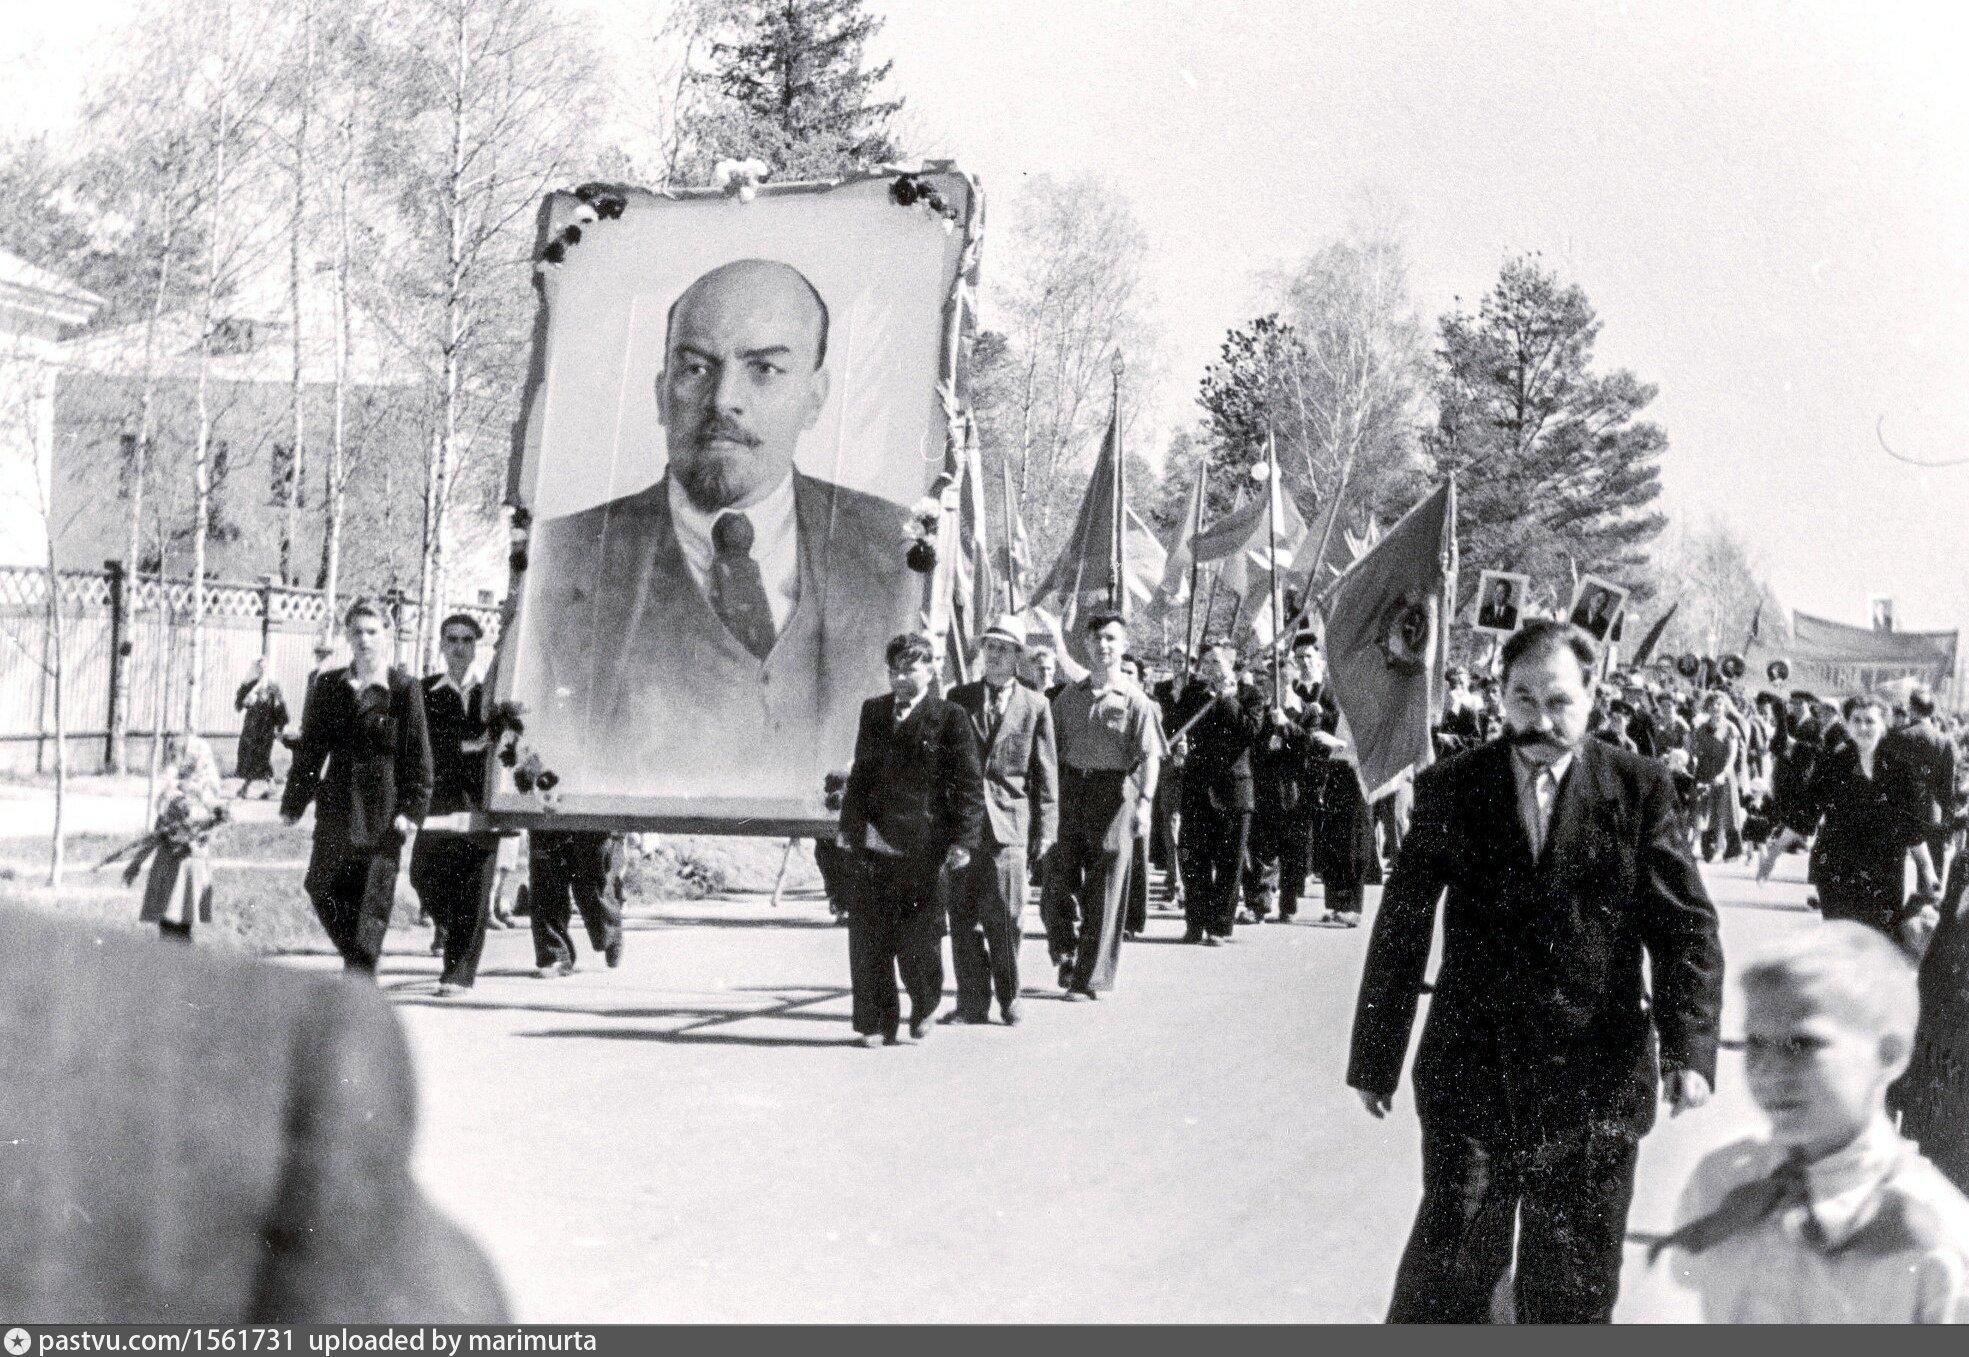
[520,473,916,803]
[1347,737,1724,1145]
[280,666,433,888]
[838,693,986,867]
[1477,602,1519,632]
[0,905,507,1322]
[947,679,1058,854]
[1168,684,1268,815]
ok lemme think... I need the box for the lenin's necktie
[710,511,776,660]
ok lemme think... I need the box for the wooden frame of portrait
[479,164,984,837]
[1471,569,1528,637]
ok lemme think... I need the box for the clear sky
[8,0,1966,647]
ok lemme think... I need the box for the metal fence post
[105,559,127,771]
[260,573,278,659]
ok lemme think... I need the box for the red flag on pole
[1319,481,1457,800]
[1031,398,1125,662]
[1191,474,1307,603]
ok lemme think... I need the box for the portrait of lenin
[517,257,920,806]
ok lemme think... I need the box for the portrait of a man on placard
[499,175,973,821]
[1567,575,1629,644]
[1473,570,1524,635]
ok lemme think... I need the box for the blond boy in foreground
[1658,922,1969,1322]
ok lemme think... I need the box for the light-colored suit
[0,905,508,1322]
[945,678,1058,1020]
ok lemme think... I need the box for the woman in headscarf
[138,733,226,942]
[233,658,289,799]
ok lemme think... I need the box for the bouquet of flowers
[99,785,231,886]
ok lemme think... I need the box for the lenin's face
[659,260,830,513]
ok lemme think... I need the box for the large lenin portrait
[497,172,978,827]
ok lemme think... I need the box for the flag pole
[1283,443,1356,638]
[1181,467,1205,664]
[1000,428,1021,615]
[1265,430,1284,704]
[1110,351,1125,613]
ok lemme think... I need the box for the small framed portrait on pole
[490,167,982,834]
[1567,575,1630,645]
[1472,570,1527,636]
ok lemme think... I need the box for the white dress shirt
[1511,747,1573,859]
[668,473,800,632]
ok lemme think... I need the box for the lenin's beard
[673,419,765,512]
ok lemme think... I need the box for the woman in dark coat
[1799,694,1927,938]
[233,659,289,798]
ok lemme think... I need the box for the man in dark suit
[282,599,433,977]
[1886,685,1957,885]
[518,258,918,805]
[409,613,495,995]
[943,617,1058,1026]
[1348,619,1723,1324]
[1570,586,1620,642]
[837,632,986,1046]
[1256,632,1330,922]
[0,904,507,1321]
[1168,640,1267,943]
[1476,577,1519,632]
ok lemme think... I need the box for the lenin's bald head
[658,259,832,513]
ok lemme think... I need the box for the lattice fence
[0,563,503,772]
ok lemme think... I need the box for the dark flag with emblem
[1319,481,1456,800]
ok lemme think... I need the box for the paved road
[301,850,1824,1324]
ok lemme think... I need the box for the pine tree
[684,0,903,182]
[1424,253,1668,612]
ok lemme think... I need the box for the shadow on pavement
[520,1028,860,1048]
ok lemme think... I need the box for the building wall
[48,370,510,603]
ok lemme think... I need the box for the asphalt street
[317,852,1816,1323]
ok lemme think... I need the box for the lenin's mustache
[694,416,761,450]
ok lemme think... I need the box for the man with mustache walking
[518,258,917,804]
[1348,618,1724,1323]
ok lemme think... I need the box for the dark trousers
[528,831,621,967]
[1273,811,1315,918]
[948,842,1025,1019]
[1125,836,1150,934]
[1180,797,1248,937]
[308,848,402,975]
[1387,1124,1639,1325]
[411,832,496,987]
[1040,769,1134,992]
[849,853,945,1037]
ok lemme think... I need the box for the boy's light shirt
[1667,1116,1969,1323]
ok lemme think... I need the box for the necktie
[710,512,776,661]
[982,683,1011,742]
[1524,764,1559,859]
[1647,1155,1816,1262]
